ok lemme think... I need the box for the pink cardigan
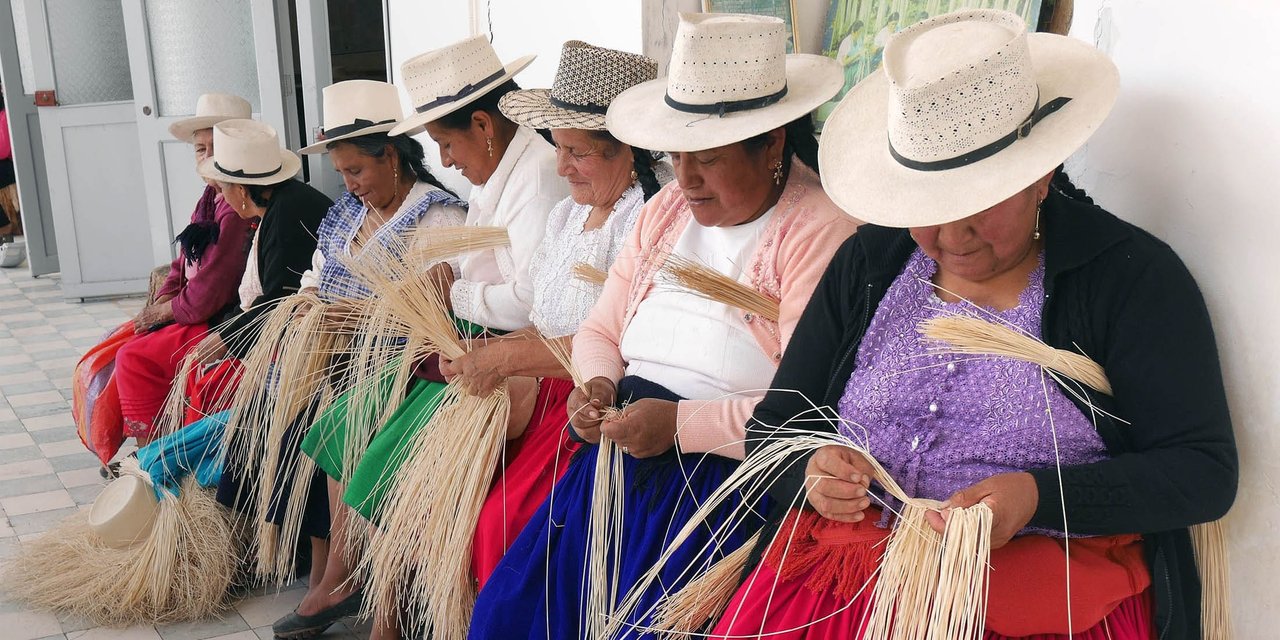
[573,162,859,459]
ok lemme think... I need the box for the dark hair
[586,130,663,201]
[1050,164,1094,205]
[742,115,821,177]
[432,80,521,132]
[245,180,289,208]
[328,132,457,197]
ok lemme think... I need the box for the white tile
[23,413,74,431]
[0,433,36,450]
[7,390,63,407]
[234,588,306,627]
[0,609,63,639]
[39,439,86,458]
[0,519,14,538]
[0,458,55,481]
[0,354,34,366]
[58,467,105,489]
[70,626,162,640]
[22,341,75,354]
[1,489,76,516]
[0,374,36,387]
[203,633,258,640]
[11,326,56,338]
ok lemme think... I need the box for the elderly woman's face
[551,129,634,209]
[425,114,501,186]
[193,129,214,186]
[329,142,400,209]
[910,174,1052,283]
[669,129,784,227]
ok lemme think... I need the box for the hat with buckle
[605,13,843,152]
[818,9,1119,227]
[197,119,302,186]
[389,35,535,136]
[499,40,657,131]
[300,80,409,154]
[169,93,252,143]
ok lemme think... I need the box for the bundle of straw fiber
[2,461,236,625]
[921,314,1233,640]
[661,254,780,322]
[573,262,609,286]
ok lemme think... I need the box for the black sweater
[747,190,1237,639]
[219,180,331,359]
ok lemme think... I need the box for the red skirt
[471,377,579,588]
[114,322,208,438]
[712,509,1155,640]
[182,358,242,425]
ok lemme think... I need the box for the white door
[121,0,291,267]
[0,0,57,276]
[24,0,154,299]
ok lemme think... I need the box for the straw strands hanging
[661,254,780,322]
[573,262,609,286]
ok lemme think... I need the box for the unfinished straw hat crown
[301,79,405,154]
[198,119,302,186]
[665,14,788,110]
[389,35,535,136]
[168,92,252,142]
[500,41,657,130]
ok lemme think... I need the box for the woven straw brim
[818,33,1119,228]
[500,88,606,130]
[299,121,404,155]
[196,149,303,186]
[606,54,842,153]
[389,54,536,136]
[169,116,235,143]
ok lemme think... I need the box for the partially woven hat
[606,13,842,152]
[499,41,657,131]
[818,9,1119,227]
[300,80,408,154]
[389,35,534,136]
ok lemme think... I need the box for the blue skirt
[469,376,767,640]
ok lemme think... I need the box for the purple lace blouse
[837,249,1107,529]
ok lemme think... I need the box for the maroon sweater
[155,184,253,325]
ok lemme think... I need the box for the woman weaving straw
[706,10,1237,640]
[295,36,565,640]
[437,39,666,588]
[468,13,858,640]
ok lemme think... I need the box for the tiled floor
[0,266,367,640]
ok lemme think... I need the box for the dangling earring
[772,159,784,186]
[393,168,400,203]
[630,169,638,182]
[486,137,494,158]
[1033,201,1042,240]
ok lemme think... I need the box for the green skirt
[299,362,404,484]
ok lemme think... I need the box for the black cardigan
[746,190,1237,639]
[219,180,331,359]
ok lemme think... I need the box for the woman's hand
[804,445,875,523]
[133,299,175,333]
[601,398,679,458]
[439,342,508,398]
[192,333,229,366]
[925,471,1039,549]
[567,377,617,443]
[426,263,456,311]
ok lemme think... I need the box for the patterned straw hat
[389,35,535,136]
[498,41,657,131]
[168,93,251,143]
[197,119,302,186]
[606,13,842,152]
[818,10,1119,228]
[300,79,408,154]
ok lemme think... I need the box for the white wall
[1063,1,1280,635]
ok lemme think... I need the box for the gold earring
[487,137,494,158]
[1033,201,1042,240]
[630,169,638,182]
[393,168,400,202]
[772,159,784,186]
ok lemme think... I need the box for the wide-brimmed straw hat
[197,119,302,186]
[168,93,252,143]
[606,13,842,152]
[300,80,410,154]
[389,35,535,136]
[499,41,657,131]
[88,474,159,549]
[819,9,1119,228]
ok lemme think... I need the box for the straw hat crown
[389,35,535,136]
[301,79,405,154]
[198,119,302,186]
[169,92,252,142]
[666,14,788,109]
[500,41,657,130]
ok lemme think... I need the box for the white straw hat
[197,119,302,186]
[818,9,1119,228]
[389,35,535,136]
[300,80,410,154]
[169,93,252,143]
[88,474,159,549]
[499,40,657,131]
[606,13,842,152]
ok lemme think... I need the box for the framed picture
[702,0,802,53]
[815,0,1044,130]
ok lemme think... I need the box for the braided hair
[1050,164,1094,205]
[329,133,457,197]
[742,114,821,176]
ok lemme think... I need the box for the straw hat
[499,41,657,131]
[197,119,302,186]
[300,79,409,154]
[606,13,842,152]
[88,474,159,549]
[389,35,535,136]
[818,9,1119,228]
[169,93,252,143]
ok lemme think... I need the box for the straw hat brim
[389,54,536,137]
[500,88,609,131]
[605,54,843,153]
[299,121,405,154]
[169,115,236,143]
[819,33,1119,228]
[196,149,303,186]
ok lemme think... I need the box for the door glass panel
[145,0,261,116]
[46,0,132,104]
[9,0,34,94]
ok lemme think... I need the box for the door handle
[142,105,152,116]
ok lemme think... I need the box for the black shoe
[272,589,364,639]
[99,451,138,479]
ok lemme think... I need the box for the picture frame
[702,0,802,53]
